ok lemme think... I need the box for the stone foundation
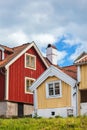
[0,102,7,116]
[24,104,34,116]
[0,101,33,117]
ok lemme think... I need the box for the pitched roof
[30,65,76,91]
[0,44,14,53]
[0,42,49,69]
[74,52,87,65]
[0,43,30,68]
[44,57,77,80]
[0,42,77,80]
[62,65,77,80]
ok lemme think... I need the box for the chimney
[46,44,58,65]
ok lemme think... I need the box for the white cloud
[7,31,29,46]
[70,42,87,61]
[31,34,57,48]
[57,50,67,65]
[0,0,87,65]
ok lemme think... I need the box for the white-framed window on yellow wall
[25,53,36,70]
[25,77,35,94]
[46,80,62,98]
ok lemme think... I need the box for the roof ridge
[12,42,31,50]
[0,44,11,49]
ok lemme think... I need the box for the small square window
[25,53,36,70]
[25,77,35,93]
[47,80,62,98]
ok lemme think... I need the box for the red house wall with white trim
[8,47,47,104]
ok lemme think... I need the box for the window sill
[47,95,62,99]
[25,91,33,94]
[25,66,36,70]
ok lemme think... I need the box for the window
[25,77,35,93]
[25,53,36,70]
[46,80,62,98]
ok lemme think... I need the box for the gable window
[46,80,62,98]
[25,77,35,93]
[25,53,36,70]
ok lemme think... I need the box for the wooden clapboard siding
[37,76,71,109]
[8,46,47,104]
[79,64,87,90]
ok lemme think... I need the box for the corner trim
[5,67,9,100]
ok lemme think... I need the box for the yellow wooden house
[74,52,87,116]
[30,65,77,117]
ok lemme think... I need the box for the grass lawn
[0,116,87,130]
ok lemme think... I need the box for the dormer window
[25,53,36,70]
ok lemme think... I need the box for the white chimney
[46,44,58,65]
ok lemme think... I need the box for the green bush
[0,116,86,130]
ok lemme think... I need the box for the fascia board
[74,55,87,64]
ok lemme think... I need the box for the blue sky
[0,0,87,67]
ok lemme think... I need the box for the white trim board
[30,65,76,91]
[5,67,9,100]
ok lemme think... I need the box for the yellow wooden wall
[37,76,71,109]
[79,64,87,90]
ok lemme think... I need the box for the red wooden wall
[0,71,5,100]
[9,47,47,104]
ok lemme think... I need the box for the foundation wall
[0,101,33,117]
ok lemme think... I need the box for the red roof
[0,43,31,67]
[44,58,77,80]
[0,43,77,80]
[62,65,77,80]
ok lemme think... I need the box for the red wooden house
[0,42,48,117]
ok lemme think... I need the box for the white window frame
[25,77,35,94]
[46,80,62,98]
[25,53,36,70]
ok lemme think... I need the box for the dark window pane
[26,55,30,67]
[55,83,60,95]
[80,90,87,103]
[31,56,35,68]
[49,84,53,95]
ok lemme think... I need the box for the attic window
[25,53,36,70]
[46,80,62,98]
[25,77,35,94]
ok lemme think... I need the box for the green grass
[0,116,87,130]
